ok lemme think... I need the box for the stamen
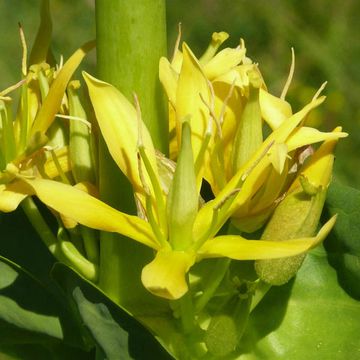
[280,47,295,100]
[145,194,167,247]
[194,121,212,176]
[214,188,242,211]
[199,31,229,64]
[18,23,28,76]
[199,87,222,138]
[138,153,167,247]
[312,81,328,102]
[218,77,236,127]
[134,93,144,148]
[239,38,246,50]
[56,55,64,73]
[137,152,151,196]
[171,23,182,63]
[48,147,71,184]
[241,140,274,182]
[0,79,26,97]
[134,94,168,236]
[56,114,92,130]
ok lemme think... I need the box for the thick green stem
[95,0,167,306]
[95,0,168,153]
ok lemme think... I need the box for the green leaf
[324,181,360,299]
[0,255,63,344]
[0,210,93,353]
[0,209,54,283]
[0,343,92,360]
[238,246,360,359]
[51,263,173,359]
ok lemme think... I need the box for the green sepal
[67,81,96,184]
[255,186,327,285]
[29,0,52,65]
[167,121,198,250]
[231,70,263,173]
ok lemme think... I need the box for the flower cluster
[1,28,347,302]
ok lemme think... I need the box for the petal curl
[22,178,159,249]
[0,181,32,212]
[286,127,348,152]
[31,41,95,136]
[141,250,196,300]
[83,72,159,198]
[198,215,336,260]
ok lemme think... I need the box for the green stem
[195,258,231,313]
[95,0,168,307]
[21,196,59,255]
[250,280,271,312]
[95,0,168,153]
[178,276,195,334]
[22,197,98,281]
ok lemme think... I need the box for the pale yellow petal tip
[212,31,229,43]
[82,71,106,87]
[316,214,337,242]
[141,250,196,300]
[332,126,348,138]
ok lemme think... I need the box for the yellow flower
[255,129,341,284]
[19,73,337,300]
[0,41,94,213]
[160,33,347,232]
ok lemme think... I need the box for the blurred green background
[0,0,359,187]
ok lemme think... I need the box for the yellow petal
[198,215,336,260]
[203,47,246,80]
[0,181,31,212]
[83,72,159,198]
[42,146,71,178]
[213,65,253,91]
[259,88,292,130]
[141,249,196,300]
[267,143,288,174]
[290,127,344,190]
[59,182,99,229]
[171,50,183,73]
[159,57,178,104]
[194,96,325,239]
[30,41,95,136]
[204,83,243,192]
[176,43,210,160]
[286,126,348,152]
[199,31,229,64]
[22,177,159,249]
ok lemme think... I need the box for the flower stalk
[94,0,168,305]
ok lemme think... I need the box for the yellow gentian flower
[160,33,347,232]
[18,73,337,300]
[0,42,93,213]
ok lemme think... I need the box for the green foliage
[324,182,360,299]
[52,263,172,359]
[238,246,360,359]
[0,2,359,359]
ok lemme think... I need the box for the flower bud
[231,69,263,173]
[255,132,340,285]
